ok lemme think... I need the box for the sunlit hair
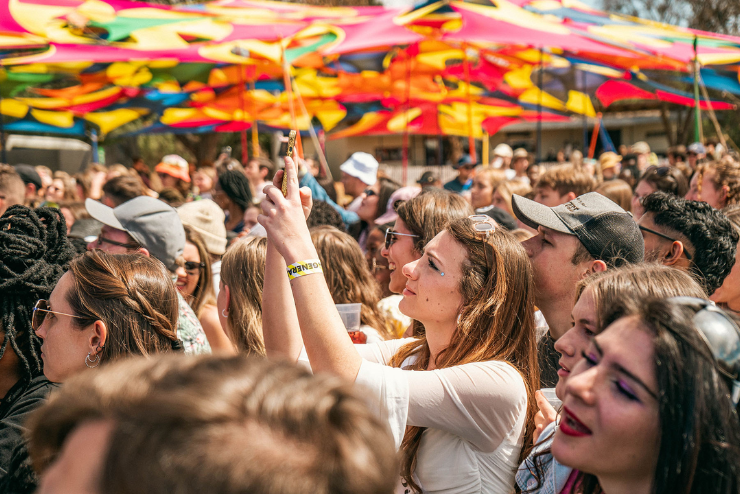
[390,219,538,492]
[594,179,632,212]
[220,236,267,355]
[27,354,398,494]
[67,250,180,362]
[535,164,594,197]
[311,226,393,340]
[474,167,507,196]
[495,179,532,216]
[695,160,740,207]
[182,225,216,319]
[395,188,474,255]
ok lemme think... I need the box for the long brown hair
[221,236,266,355]
[67,250,179,361]
[311,226,393,340]
[183,225,216,318]
[390,219,539,492]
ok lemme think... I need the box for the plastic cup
[335,303,366,344]
[539,388,562,410]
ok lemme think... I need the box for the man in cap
[513,192,644,386]
[339,152,379,213]
[13,164,43,206]
[491,143,513,169]
[687,142,706,171]
[155,154,191,189]
[416,171,441,190]
[506,148,530,184]
[444,155,475,194]
[598,152,621,181]
[631,141,652,173]
[85,196,211,355]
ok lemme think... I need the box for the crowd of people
[0,136,738,494]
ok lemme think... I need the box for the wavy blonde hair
[221,236,267,355]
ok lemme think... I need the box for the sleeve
[0,385,53,476]
[299,173,359,225]
[356,360,527,453]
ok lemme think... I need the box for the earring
[85,352,101,369]
[222,309,229,317]
[440,272,445,276]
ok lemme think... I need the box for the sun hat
[177,199,227,256]
[155,154,191,183]
[599,152,622,171]
[631,141,650,155]
[85,196,185,272]
[512,191,644,266]
[493,143,513,158]
[339,152,378,186]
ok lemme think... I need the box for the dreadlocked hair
[0,205,75,378]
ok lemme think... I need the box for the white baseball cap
[493,143,513,158]
[339,152,378,186]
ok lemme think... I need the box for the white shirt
[355,338,528,494]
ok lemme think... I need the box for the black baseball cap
[13,164,42,190]
[512,192,644,266]
[416,171,438,185]
[476,205,517,231]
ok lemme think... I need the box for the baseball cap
[493,143,513,158]
[454,155,475,169]
[475,205,517,230]
[177,199,227,256]
[416,171,438,186]
[85,196,186,271]
[155,154,191,183]
[13,164,42,190]
[375,187,421,225]
[688,142,706,155]
[631,141,650,155]
[512,192,644,266]
[339,152,378,186]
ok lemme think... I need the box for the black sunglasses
[94,235,140,250]
[669,297,740,405]
[363,189,377,197]
[384,229,420,250]
[638,226,693,260]
[184,261,206,272]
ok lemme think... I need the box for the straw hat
[599,152,622,171]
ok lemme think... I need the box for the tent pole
[463,43,476,163]
[238,65,249,164]
[0,96,5,164]
[581,69,588,154]
[536,46,543,163]
[693,36,703,143]
[250,80,259,157]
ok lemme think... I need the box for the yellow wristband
[286,259,323,280]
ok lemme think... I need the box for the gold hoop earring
[85,352,101,369]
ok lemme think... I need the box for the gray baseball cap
[85,197,185,271]
[512,192,644,267]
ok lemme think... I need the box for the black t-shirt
[0,375,56,478]
[538,335,561,389]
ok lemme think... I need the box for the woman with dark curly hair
[0,206,74,483]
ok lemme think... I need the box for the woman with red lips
[260,157,538,493]
[517,265,705,494]
[551,297,740,494]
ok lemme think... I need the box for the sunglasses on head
[384,229,421,250]
[669,297,740,405]
[32,299,86,333]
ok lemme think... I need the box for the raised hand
[258,153,316,264]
